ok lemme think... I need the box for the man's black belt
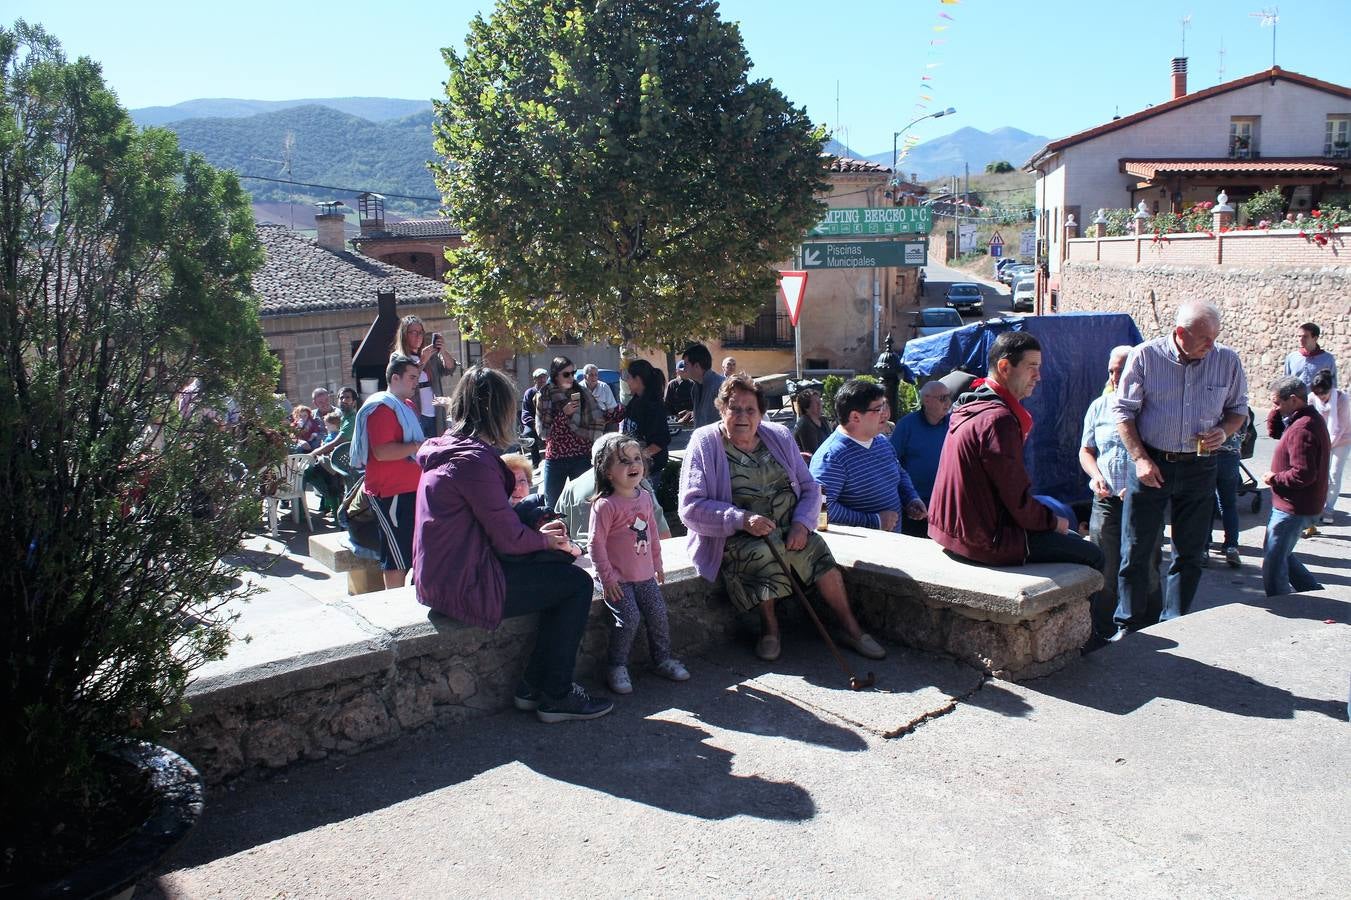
[1145,445,1205,463]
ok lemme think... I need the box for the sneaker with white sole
[513,682,542,712]
[1224,546,1242,569]
[536,683,615,724]
[1320,514,1335,525]
[654,658,690,681]
[607,665,633,695]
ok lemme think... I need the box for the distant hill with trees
[130,96,431,126]
[159,105,441,215]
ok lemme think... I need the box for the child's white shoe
[654,658,690,682]
[607,665,633,694]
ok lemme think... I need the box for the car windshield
[919,309,963,326]
[951,285,980,296]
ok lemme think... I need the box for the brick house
[1026,61,1351,294]
[349,192,465,282]
[254,222,465,403]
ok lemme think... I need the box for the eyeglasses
[560,369,576,378]
[866,404,887,415]
[725,405,760,417]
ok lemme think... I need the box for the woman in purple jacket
[413,367,612,724]
[678,375,883,662]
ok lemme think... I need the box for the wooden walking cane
[760,536,876,691]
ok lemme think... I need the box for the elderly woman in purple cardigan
[678,374,884,662]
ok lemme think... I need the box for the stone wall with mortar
[167,533,1101,783]
[1059,253,1351,384]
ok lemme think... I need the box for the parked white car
[1011,277,1036,312]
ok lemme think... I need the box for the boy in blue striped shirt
[810,379,925,532]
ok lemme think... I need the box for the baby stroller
[1235,407,1262,513]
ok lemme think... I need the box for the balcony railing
[723,312,793,348]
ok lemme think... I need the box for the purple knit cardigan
[677,421,823,582]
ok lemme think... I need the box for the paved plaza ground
[147,435,1350,898]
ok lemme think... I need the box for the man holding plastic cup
[1110,301,1248,639]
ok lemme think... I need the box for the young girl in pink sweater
[588,434,689,695]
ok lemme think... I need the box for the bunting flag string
[896,0,962,171]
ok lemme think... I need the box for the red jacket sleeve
[986,414,1057,533]
[1270,421,1322,491]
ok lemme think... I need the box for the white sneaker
[607,665,633,695]
[1320,514,1335,525]
[654,658,690,681]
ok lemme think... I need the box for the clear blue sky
[8,0,1348,156]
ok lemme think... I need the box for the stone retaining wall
[167,533,1101,784]
[1059,258,1351,381]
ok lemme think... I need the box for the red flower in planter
[1311,209,1322,218]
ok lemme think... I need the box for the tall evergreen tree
[433,0,827,350]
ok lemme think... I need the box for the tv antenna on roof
[1180,14,1191,56]
[1250,7,1279,67]
[1218,36,1226,81]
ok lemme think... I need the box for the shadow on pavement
[156,661,854,873]
[1028,630,1343,721]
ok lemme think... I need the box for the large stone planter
[28,742,204,900]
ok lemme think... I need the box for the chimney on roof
[358,191,386,236]
[1171,57,1188,100]
[314,201,347,252]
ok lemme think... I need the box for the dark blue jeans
[1213,451,1241,549]
[1261,509,1322,597]
[541,454,591,511]
[1026,529,1105,569]
[1116,453,1217,628]
[1088,495,1162,638]
[500,558,595,698]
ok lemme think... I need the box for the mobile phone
[570,390,581,402]
[431,332,443,347]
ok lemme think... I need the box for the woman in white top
[391,315,458,437]
[1310,368,1349,525]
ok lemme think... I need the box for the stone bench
[168,531,1099,782]
[308,532,384,595]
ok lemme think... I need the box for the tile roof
[1027,67,1351,168]
[353,218,464,241]
[1122,158,1350,179]
[253,225,448,317]
[825,155,891,173]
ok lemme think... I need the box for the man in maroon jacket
[1261,376,1331,596]
[928,331,1104,570]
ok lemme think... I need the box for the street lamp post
[892,107,957,180]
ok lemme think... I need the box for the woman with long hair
[413,366,613,723]
[620,358,672,494]
[536,355,621,508]
[391,314,458,438]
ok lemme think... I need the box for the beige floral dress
[719,434,835,613]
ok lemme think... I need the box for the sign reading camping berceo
[809,206,932,236]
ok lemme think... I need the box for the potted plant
[0,21,281,892]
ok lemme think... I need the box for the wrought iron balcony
[722,312,793,348]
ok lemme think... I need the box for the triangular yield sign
[779,271,808,327]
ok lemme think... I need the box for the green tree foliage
[1240,185,1287,225]
[433,0,828,350]
[0,21,281,875]
[984,160,1014,174]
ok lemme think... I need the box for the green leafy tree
[432,0,828,350]
[985,160,1014,174]
[0,22,281,877]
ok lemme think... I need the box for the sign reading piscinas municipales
[809,206,932,237]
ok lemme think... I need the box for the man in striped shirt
[810,378,924,532]
[1111,301,1248,639]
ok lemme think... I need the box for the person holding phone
[392,315,458,438]
[536,356,623,509]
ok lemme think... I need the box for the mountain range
[136,98,1048,215]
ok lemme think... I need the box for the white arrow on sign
[779,271,808,327]
[802,248,823,267]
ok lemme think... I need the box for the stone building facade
[1060,229,1350,384]
[254,224,462,403]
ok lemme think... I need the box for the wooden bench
[307,532,384,595]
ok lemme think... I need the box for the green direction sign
[810,206,932,236]
[800,240,927,270]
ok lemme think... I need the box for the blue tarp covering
[902,313,1145,505]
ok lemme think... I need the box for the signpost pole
[793,250,803,379]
